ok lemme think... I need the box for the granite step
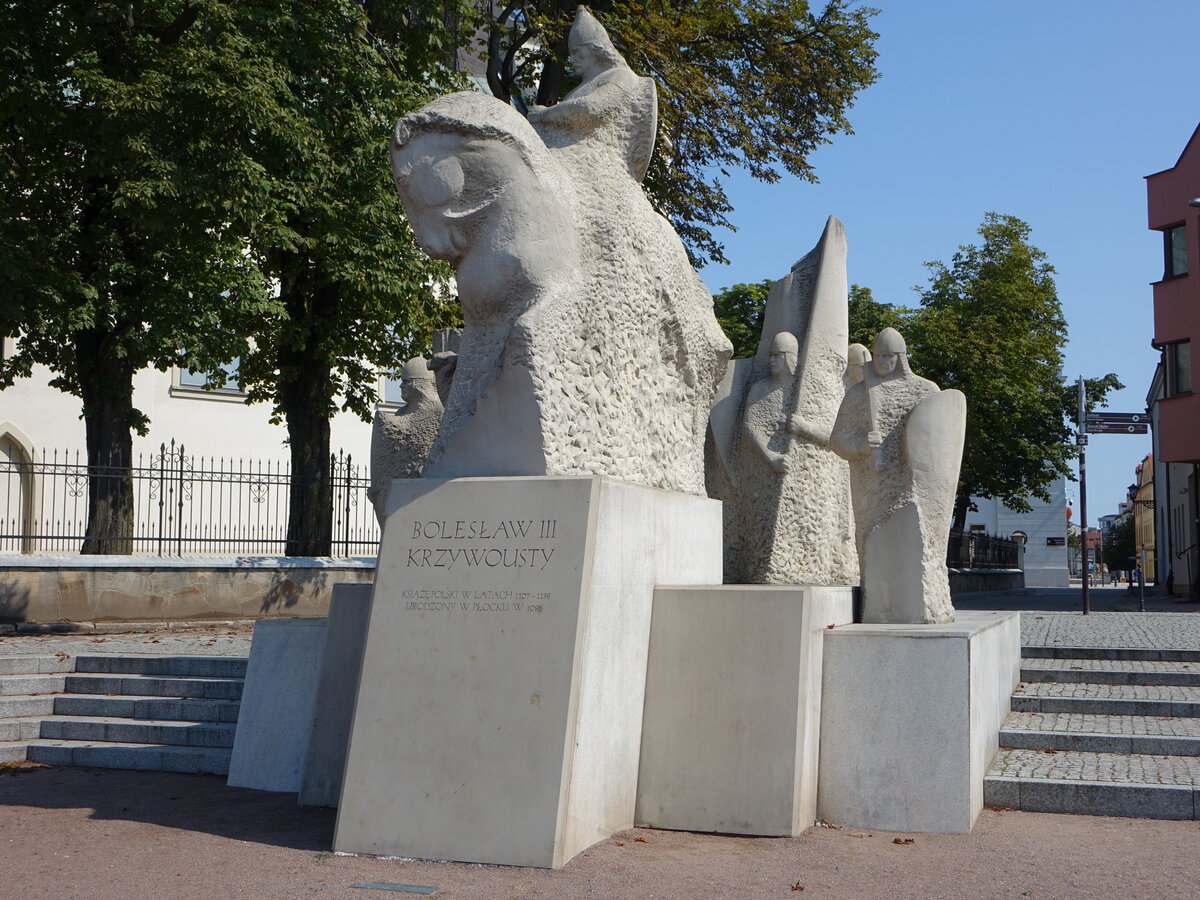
[26,739,232,775]
[0,716,48,742]
[52,693,241,723]
[999,711,1200,756]
[0,655,76,676]
[73,655,248,679]
[0,674,67,697]
[1011,681,1200,717]
[38,715,236,748]
[63,673,244,700]
[1020,658,1200,687]
[1022,646,1200,663]
[985,748,1200,819]
[0,741,29,764]
[0,694,58,718]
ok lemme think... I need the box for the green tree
[1102,516,1136,574]
[227,4,460,555]
[469,0,880,265]
[907,213,1120,527]
[1,2,458,555]
[846,284,910,348]
[712,280,771,359]
[0,1,282,551]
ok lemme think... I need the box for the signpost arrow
[1085,422,1148,435]
[1086,411,1150,425]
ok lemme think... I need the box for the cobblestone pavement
[1021,655,1200,674]
[1014,681,1200,702]
[1020,611,1200,650]
[0,623,254,658]
[1003,711,1200,737]
[990,747,1200,784]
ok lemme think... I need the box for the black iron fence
[947,527,1019,570]
[0,440,379,556]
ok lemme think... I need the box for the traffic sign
[1086,411,1149,425]
[1085,422,1148,435]
[1076,434,1088,445]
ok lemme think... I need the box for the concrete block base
[817,610,1020,833]
[299,583,374,807]
[636,585,853,835]
[227,618,327,792]
[334,476,722,869]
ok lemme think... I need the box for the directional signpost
[1076,392,1153,615]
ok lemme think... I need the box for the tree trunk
[75,329,137,555]
[952,493,969,533]
[279,277,337,557]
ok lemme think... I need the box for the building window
[1164,224,1188,279]
[176,358,243,395]
[1165,341,1192,397]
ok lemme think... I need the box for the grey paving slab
[999,711,1200,756]
[0,716,44,741]
[63,674,244,700]
[73,655,248,678]
[984,774,1196,820]
[988,748,1200,786]
[0,674,66,697]
[0,740,28,763]
[25,740,232,775]
[1019,612,1200,652]
[52,694,241,723]
[0,625,254,659]
[1020,657,1200,687]
[0,695,56,717]
[38,716,236,748]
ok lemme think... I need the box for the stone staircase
[0,654,246,774]
[986,645,1200,819]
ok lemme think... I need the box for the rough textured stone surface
[707,218,856,585]
[390,9,730,496]
[367,357,442,524]
[797,327,964,623]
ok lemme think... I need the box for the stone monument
[707,217,857,584]
[388,9,730,496]
[367,357,442,525]
[791,327,965,624]
[335,8,728,869]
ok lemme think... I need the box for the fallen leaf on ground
[634,837,649,843]
[893,837,914,845]
[790,882,805,891]
[613,841,625,847]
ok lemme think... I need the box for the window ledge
[169,385,249,403]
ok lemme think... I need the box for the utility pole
[1078,376,1090,615]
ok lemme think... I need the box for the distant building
[1134,454,1155,580]
[964,477,1070,587]
[1146,121,1200,593]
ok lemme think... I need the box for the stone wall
[0,556,375,624]
[948,568,1023,595]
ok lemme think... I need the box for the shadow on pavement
[0,767,334,851]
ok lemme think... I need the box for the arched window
[0,426,37,553]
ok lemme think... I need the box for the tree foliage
[469,0,880,265]
[907,213,1121,523]
[1102,516,1136,573]
[846,284,909,348]
[712,280,771,359]
[0,1,284,550]
[0,1,458,553]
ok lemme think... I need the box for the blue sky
[697,1,1199,523]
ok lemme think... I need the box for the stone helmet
[402,357,435,381]
[871,328,911,376]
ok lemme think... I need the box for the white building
[964,477,1070,587]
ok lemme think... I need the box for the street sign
[1086,412,1150,425]
[1085,422,1148,435]
[1076,434,1088,445]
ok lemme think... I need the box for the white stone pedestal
[636,585,853,835]
[227,617,326,792]
[333,476,722,868]
[817,611,1020,833]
